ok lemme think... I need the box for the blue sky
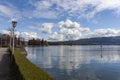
[0,0,120,41]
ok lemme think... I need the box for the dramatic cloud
[1,1,120,41]
[49,19,89,41]
[48,19,120,41]
[1,0,120,19]
[1,25,120,41]
[29,0,120,19]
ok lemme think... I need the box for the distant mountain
[49,36,120,45]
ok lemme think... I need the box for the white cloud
[28,23,54,34]
[84,28,120,38]
[1,30,39,41]
[1,26,120,41]
[39,23,54,34]
[1,0,120,20]
[49,32,64,41]
[1,30,10,34]
[20,32,40,41]
[0,4,21,20]
[33,10,58,19]
[29,0,58,19]
[86,0,120,18]
[49,19,89,41]
[29,0,120,19]
[48,19,120,41]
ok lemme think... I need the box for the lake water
[25,45,120,80]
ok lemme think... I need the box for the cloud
[0,30,40,41]
[86,0,120,18]
[28,0,120,19]
[49,32,64,41]
[0,4,21,20]
[20,32,40,41]
[1,0,120,20]
[48,19,120,41]
[28,23,54,34]
[49,19,89,41]
[29,26,35,29]
[29,0,58,19]
[40,23,54,34]
[1,25,120,41]
[84,28,120,38]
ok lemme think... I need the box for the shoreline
[10,47,54,80]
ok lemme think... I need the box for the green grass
[11,48,54,80]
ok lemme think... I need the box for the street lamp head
[12,21,17,28]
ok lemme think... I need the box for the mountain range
[49,36,120,45]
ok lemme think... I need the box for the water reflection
[26,45,120,80]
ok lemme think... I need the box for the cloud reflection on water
[26,45,120,80]
[26,45,120,70]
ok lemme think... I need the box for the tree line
[28,38,49,46]
[0,33,49,47]
[0,33,25,47]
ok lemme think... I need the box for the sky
[1,0,120,41]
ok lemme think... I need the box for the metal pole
[11,27,14,64]
[12,27,14,55]
[1,35,2,47]
[10,29,12,48]
[10,35,11,48]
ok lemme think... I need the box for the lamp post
[12,21,17,55]
[0,34,2,47]
[8,28,12,48]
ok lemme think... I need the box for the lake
[25,45,120,80]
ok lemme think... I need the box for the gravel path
[0,48,11,80]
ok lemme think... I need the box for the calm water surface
[25,45,120,80]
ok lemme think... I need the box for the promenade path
[0,48,11,80]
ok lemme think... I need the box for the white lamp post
[12,21,17,55]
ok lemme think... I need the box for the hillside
[49,36,120,45]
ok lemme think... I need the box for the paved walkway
[0,48,11,80]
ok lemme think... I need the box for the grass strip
[12,48,53,80]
